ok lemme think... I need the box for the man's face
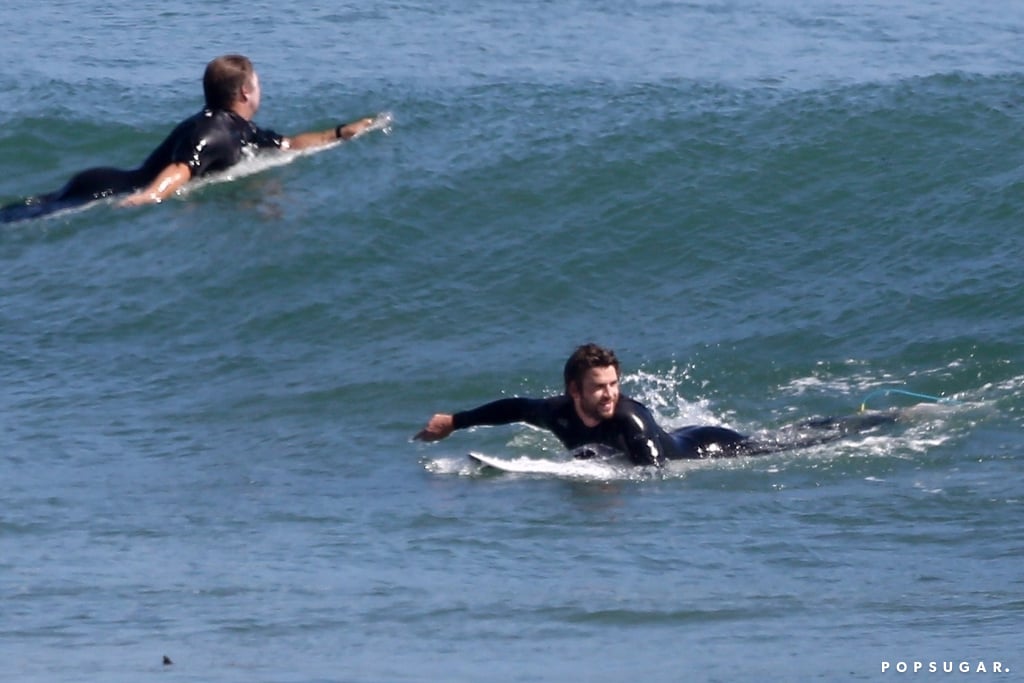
[570,365,620,426]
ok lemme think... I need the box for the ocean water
[2,1,1023,681]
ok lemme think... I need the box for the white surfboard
[467,451,628,479]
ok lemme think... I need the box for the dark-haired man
[415,343,897,467]
[1,54,376,221]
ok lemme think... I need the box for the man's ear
[567,381,579,400]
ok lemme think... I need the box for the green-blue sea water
[2,1,1023,681]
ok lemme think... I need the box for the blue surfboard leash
[859,388,958,412]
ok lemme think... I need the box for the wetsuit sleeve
[613,401,666,467]
[452,398,552,431]
[250,125,284,150]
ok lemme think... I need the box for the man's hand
[118,193,154,207]
[414,413,455,442]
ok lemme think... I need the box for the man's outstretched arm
[414,398,548,442]
[283,116,378,151]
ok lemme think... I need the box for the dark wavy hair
[563,343,620,393]
[203,54,254,110]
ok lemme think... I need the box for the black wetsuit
[453,395,898,467]
[1,108,283,222]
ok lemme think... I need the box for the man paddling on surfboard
[415,343,899,467]
[1,54,377,221]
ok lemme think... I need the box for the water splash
[359,111,394,137]
[623,365,722,429]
